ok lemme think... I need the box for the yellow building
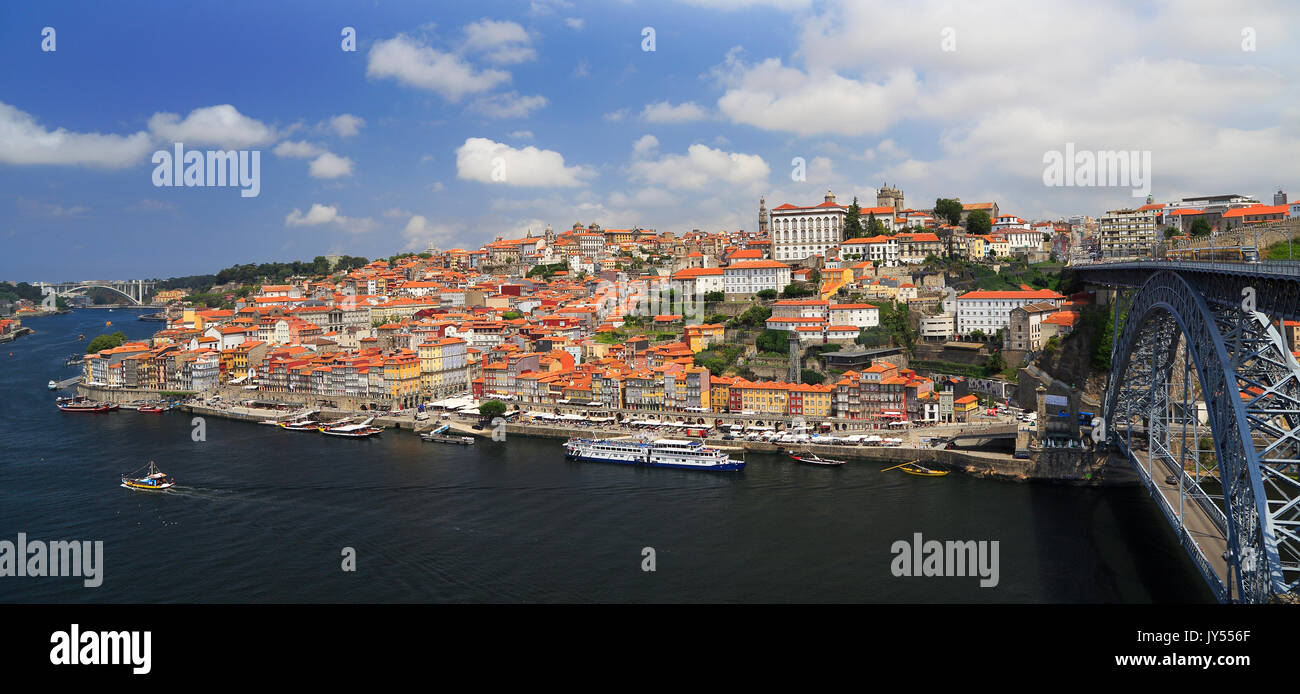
[384,352,421,406]
[154,289,186,303]
[683,323,725,353]
[737,380,790,415]
[789,383,833,417]
[965,236,986,261]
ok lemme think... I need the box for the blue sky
[3,0,1298,281]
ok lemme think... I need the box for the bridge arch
[54,284,146,306]
[1104,270,1298,602]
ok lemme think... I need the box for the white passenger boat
[563,437,743,471]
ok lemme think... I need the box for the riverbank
[75,382,1117,484]
[0,327,34,344]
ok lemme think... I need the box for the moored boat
[789,452,846,466]
[56,396,118,413]
[279,416,322,431]
[564,437,744,471]
[138,404,166,413]
[900,462,949,477]
[121,461,174,491]
[320,416,381,438]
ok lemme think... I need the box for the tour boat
[138,404,166,414]
[279,416,322,431]
[900,463,949,477]
[56,396,117,413]
[564,437,744,471]
[121,461,174,491]
[789,452,846,466]
[320,417,381,438]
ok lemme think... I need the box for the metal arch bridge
[1075,260,1300,603]
[37,279,155,306]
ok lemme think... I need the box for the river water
[0,309,1213,602]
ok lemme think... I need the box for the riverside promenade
[75,382,1119,483]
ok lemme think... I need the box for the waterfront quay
[76,381,1113,484]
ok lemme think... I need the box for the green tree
[985,350,1006,375]
[86,331,128,354]
[736,304,772,327]
[1190,218,1211,237]
[1164,227,1178,239]
[479,400,507,420]
[756,329,788,354]
[703,291,725,303]
[934,198,963,226]
[865,212,887,236]
[967,209,992,236]
[842,196,862,240]
[502,310,523,320]
[756,289,778,301]
[800,369,826,385]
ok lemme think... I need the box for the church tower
[758,196,769,235]
[877,182,904,213]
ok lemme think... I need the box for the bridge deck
[1129,447,1229,600]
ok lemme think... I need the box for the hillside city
[8,185,1300,430]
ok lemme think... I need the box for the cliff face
[1033,311,1108,403]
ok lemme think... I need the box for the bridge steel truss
[1103,269,1300,603]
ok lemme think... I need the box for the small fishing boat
[138,404,166,413]
[48,380,58,390]
[900,462,949,477]
[77,334,85,341]
[421,432,475,445]
[121,461,174,491]
[789,452,846,466]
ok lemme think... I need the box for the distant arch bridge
[38,280,155,306]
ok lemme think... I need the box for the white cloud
[632,134,659,157]
[572,59,590,78]
[284,203,374,232]
[716,58,918,136]
[148,104,278,148]
[469,92,548,119]
[367,34,510,102]
[285,203,342,226]
[326,114,365,137]
[402,214,456,250]
[17,198,90,217]
[462,19,536,64]
[456,137,592,187]
[509,130,534,139]
[678,0,811,8]
[629,143,770,191]
[565,18,584,30]
[0,102,152,168]
[641,101,709,123]
[273,140,325,159]
[308,152,354,179]
[602,109,629,122]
